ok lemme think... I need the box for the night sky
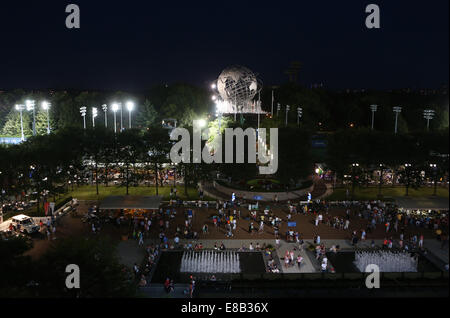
[0,0,448,91]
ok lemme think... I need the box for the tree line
[1,83,448,137]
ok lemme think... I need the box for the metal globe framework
[214,65,263,114]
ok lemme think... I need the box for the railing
[195,271,448,282]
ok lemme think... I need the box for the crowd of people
[134,243,160,287]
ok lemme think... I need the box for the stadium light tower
[119,102,123,132]
[92,107,98,128]
[112,103,119,133]
[297,107,303,126]
[393,106,402,134]
[26,100,36,136]
[15,104,25,141]
[41,101,51,134]
[80,106,87,129]
[126,101,134,129]
[102,104,108,128]
[370,105,378,130]
[423,109,435,131]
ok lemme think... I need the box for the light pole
[119,102,123,131]
[285,105,290,127]
[430,164,438,196]
[41,101,51,134]
[297,107,303,126]
[370,105,378,130]
[378,164,384,197]
[112,103,119,133]
[271,89,274,117]
[404,163,412,196]
[126,101,134,129]
[92,107,98,128]
[26,100,36,136]
[173,163,177,188]
[15,104,25,141]
[393,106,402,134]
[102,104,108,128]
[351,163,359,200]
[423,109,435,131]
[214,99,222,136]
[80,107,87,129]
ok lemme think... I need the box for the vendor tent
[394,196,449,211]
[99,196,163,210]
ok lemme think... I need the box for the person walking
[419,234,424,249]
[138,231,144,246]
[297,255,303,268]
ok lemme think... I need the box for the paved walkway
[138,284,190,298]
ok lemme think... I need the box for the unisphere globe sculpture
[216,65,262,114]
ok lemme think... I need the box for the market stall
[99,196,163,218]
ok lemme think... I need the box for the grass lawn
[326,186,449,201]
[62,184,211,201]
[4,185,212,219]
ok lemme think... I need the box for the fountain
[353,250,418,272]
[180,250,241,273]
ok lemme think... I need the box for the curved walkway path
[201,177,333,202]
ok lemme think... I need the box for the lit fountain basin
[353,250,418,272]
[151,250,266,283]
[180,250,241,274]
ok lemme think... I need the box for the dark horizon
[0,0,448,91]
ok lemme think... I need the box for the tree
[0,236,35,297]
[33,237,136,297]
[35,109,55,135]
[398,164,424,196]
[135,99,158,129]
[2,109,32,137]
[117,129,145,195]
[143,127,171,196]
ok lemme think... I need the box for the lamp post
[15,104,25,141]
[215,100,222,136]
[112,103,119,133]
[297,107,303,126]
[102,104,108,128]
[370,105,378,130]
[173,163,177,188]
[393,106,402,134]
[41,101,51,134]
[404,163,412,196]
[126,101,134,129]
[423,109,435,131]
[26,100,36,136]
[92,107,98,128]
[271,89,274,117]
[351,163,359,200]
[80,107,87,129]
[378,164,384,197]
[285,105,290,127]
[430,164,438,196]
